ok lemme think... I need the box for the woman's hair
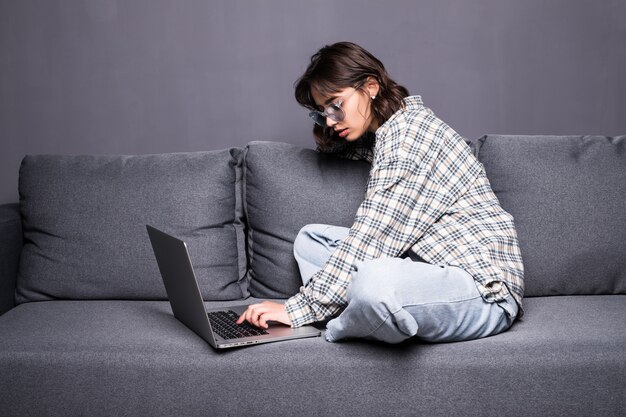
[294,41,409,151]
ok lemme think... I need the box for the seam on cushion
[241,145,254,296]
[231,148,249,299]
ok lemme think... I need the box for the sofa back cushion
[244,142,371,298]
[17,150,247,303]
[475,135,626,297]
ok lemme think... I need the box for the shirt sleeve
[285,109,481,327]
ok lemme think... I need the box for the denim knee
[293,224,350,259]
[293,225,314,257]
[348,259,397,309]
[340,258,419,342]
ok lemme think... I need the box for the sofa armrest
[0,203,22,315]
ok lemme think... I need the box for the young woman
[238,41,524,344]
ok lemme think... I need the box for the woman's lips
[338,128,349,138]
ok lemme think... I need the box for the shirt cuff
[284,292,317,328]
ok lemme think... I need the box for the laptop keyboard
[208,310,269,340]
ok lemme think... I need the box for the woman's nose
[325,116,337,127]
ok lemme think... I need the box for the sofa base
[0,295,624,417]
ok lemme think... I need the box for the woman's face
[311,81,379,142]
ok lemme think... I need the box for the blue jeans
[293,224,519,344]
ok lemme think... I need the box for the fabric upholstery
[0,296,623,416]
[2,137,625,417]
[0,204,21,315]
[475,135,626,297]
[17,150,247,302]
[243,141,371,298]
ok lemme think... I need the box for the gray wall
[1,0,625,204]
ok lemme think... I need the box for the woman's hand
[236,301,292,329]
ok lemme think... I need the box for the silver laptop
[146,225,321,349]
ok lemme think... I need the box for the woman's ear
[364,76,380,99]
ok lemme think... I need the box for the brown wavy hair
[294,42,409,151]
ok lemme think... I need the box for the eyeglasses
[308,88,359,128]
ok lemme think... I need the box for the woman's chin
[344,131,362,142]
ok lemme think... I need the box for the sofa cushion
[243,141,371,298]
[475,135,626,297]
[0,204,21,315]
[17,150,247,302]
[0,296,623,416]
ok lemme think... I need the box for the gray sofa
[0,135,624,417]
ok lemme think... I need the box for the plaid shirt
[285,96,525,328]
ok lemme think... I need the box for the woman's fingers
[237,303,270,327]
[236,304,256,325]
[258,314,269,329]
[236,302,290,328]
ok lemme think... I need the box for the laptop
[146,225,321,349]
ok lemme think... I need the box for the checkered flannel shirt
[285,96,525,328]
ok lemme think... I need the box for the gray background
[1,0,625,204]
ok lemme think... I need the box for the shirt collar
[375,95,424,137]
[402,95,424,109]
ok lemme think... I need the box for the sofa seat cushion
[0,296,623,417]
[17,150,247,302]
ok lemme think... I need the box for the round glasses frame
[308,87,360,128]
